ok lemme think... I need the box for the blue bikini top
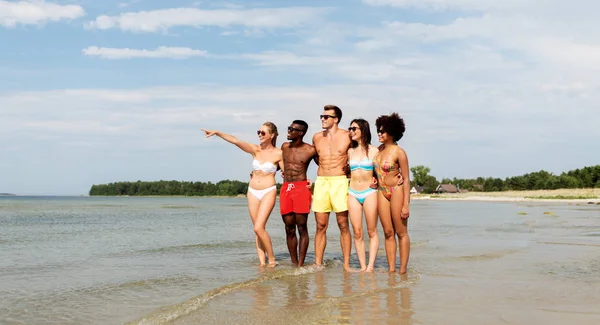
[349,157,374,171]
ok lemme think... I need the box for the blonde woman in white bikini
[202,122,283,267]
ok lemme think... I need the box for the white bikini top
[252,159,278,173]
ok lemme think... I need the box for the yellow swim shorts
[312,176,349,213]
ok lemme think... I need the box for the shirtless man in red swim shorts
[280,120,317,267]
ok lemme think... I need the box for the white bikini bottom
[247,185,277,201]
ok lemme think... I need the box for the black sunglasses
[320,114,336,120]
[288,126,302,133]
[257,130,266,136]
[377,129,386,134]
[348,127,358,132]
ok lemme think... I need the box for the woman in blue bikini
[347,118,379,272]
[202,122,283,267]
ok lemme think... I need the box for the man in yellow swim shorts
[311,105,353,271]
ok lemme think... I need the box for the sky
[1,0,599,195]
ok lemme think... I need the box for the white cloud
[5,1,600,195]
[236,51,355,66]
[353,4,600,72]
[2,82,599,194]
[82,46,209,59]
[86,7,329,32]
[362,0,530,11]
[0,0,84,27]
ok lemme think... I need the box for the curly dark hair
[349,118,372,156]
[375,112,405,142]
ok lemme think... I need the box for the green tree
[410,165,431,187]
[422,175,439,193]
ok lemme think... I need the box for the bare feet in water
[268,261,278,268]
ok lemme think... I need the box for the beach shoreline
[411,188,600,203]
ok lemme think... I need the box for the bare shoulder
[368,145,378,159]
[395,146,408,159]
[248,143,261,156]
[301,142,314,149]
[281,142,290,150]
[337,129,350,138]
[312,131,325,146]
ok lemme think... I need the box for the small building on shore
[435,184,459,194]
[410,186,425,194]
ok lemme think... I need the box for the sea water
[1,196,599,324]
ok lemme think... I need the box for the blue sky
[1,0,599,195]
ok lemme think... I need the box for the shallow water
[1,197,599,324]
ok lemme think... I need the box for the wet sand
[412,188,600,203]
[163,200,600,325]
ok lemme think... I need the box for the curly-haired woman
[373,113,410,274]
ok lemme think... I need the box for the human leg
[348,194,366,270]
[363,190,379,272]
[314,212,330,266]
[330,176,351,271]
[254,189,278,266]
[247,194,266,265]
[282,213,298,265]
[336,211,351,271]
[377,191,396,272]
[288,180,311,267]
[312,177,331,266]
[296,213,309,266]
[390,187,409,274]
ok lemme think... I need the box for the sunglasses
[377,129,386,134]
[320,115,337,120]
[288,126,302,133]
[257,130,266,136]
[348,127,358,132]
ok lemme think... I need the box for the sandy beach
[412,188,600,203]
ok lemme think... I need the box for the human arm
[279,160,285,179]
[202,129,256,155]
[311,134,320,166]
[278,149,285,178]
[397,148,411,218]
[368,146,378,189]
[344,148,352,178]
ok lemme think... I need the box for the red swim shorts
[279,180,312,215]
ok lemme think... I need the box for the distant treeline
[413,165,600,193]
[88,180,273,197]
[89,165,600,196]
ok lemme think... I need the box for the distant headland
[87,164,600,200]
[0,193,16,196]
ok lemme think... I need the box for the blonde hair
[263,121,278,147]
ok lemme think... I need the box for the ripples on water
[1,197,599,324]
